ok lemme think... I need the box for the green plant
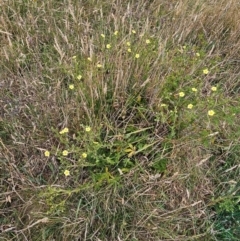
[1,0,240,240]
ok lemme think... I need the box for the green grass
[1,0,240,240]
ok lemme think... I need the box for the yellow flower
[97,64,102,68]
[135,54,140,59]
[191,88,198,92]
[132,30,136,34]
[203,68,209,74]
[64,170,70,176]
[59,127,69,134]
[85,126,91,132]
[179,92,185,97]
[126,42,131,46]
[72,56,77,59]
[208,110,215,116]
[106,44,111,49]
[69,84,74,90]
[87,57,92,61]
[196,52,200,57]
[183,45,186,49]
[77,74,82,80]
[101,34,105,38]
[114,31,118,35]
[146,39,151,44]
[187,104,193,109]
[127,48,131,52]
[82,153,87,158]
[211,86,217,91]
[62,150,69,156]
[44,150,50,157]
[160,104,167,107]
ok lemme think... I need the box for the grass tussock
[1,0,240,240]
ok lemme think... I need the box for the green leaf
[152,158,168,172]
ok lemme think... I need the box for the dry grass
[1,0,240,240]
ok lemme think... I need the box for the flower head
[132,30,136,34]
[62,150,69,156]
[146,39,151,44]
[106,44,111,49]
[101,34,105,38]
[191,88,198,92]
[82,152,87,158]
[77,75,82,80]
[203,68,209,75]
[135,54,140,59]
[211,86,217,91]
[85,126,91,132]
[64,170,70,176]
[208,110,215,116]
[114,31,118,36]
[97,64,102,68]
[187,104,193,109]
[59,128,69,134]
[127,48,131,53]
[126,42,131,46]
[179,92,185,97]
[87,57,92,61]
[44,150,50,157]
[69,84,74,90]
[196,52,200,57]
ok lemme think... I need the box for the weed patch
[1,0,240,240]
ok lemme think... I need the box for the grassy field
[1,0,240,240]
